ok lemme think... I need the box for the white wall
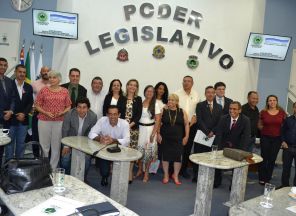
[53,0,265,102]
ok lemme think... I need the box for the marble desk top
[61,136,142,162]
[189,151,263,169]
[229,187,296,216]
[0,175,139,216]
[0,136,11,146]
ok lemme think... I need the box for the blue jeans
[5,124,28,160]
[60,147,91,177]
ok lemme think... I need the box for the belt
[139,122,155,126]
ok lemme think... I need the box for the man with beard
[31,66,50,156]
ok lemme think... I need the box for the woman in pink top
[258,95,286,185]
[35,71,71,169]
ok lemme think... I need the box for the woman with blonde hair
[158,93,189,185]
[258,94,286,185]
[121,79,142,183]
[35,70,71,169]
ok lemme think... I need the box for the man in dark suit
[192,86,223,182]
[214,101,251,187]
[0,57,16,164]
[214,82,233,115]
[61,97,97,176]
[5,64,33,160]
[61,68,87,108]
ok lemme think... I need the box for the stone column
[229,165,248,206]
[70,149,86,181]
[110,161,130,206]
[193,165,215,216]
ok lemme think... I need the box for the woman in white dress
[137,85,161,182]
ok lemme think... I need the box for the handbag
[223,148,255,164]
[0,143,53,194]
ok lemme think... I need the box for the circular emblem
[187,55,199,69]
[253,35,263,45]
[37,12,48,22]
[43,208,56,214]
[117,48,129,62]
[152,45,165,59]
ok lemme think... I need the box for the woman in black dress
[158,94,189,185]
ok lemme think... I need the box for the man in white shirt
[89,105,130,186]
[175,75,199,178]
[88,76,107,119]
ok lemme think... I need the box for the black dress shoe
[213,183,221,188]
[192,177,197,183]
[101,177,108,186]
[129,180,133,184]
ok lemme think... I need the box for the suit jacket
[61,83,87,108]
[62,108,97,138]
[196,100,223,136]
[119,96,142,130]
[102,94,126,118]
[0,76,16,126]
[215,114,251,151]
[11,80,34,125]
[214,96,233,115]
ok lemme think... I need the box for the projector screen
[33,9,78,40]
[245,33,291,61]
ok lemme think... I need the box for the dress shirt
[230,116,238,129]
[88,116,130,146]
[78,114,87,136]
[175,88,199,120]
[0,76,7,93]
[15,80,24,100]
[31,79,50,99]
[88,89,107,119]
[216,96,224,108]
[68,83,78,100]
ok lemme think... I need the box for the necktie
[209,103,213,113]
[231,119,236,130]
[71,87,76,104]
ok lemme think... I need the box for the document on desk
[194,130,215,147]
[21,195,84,216]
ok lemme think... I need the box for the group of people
[1,56,296,189]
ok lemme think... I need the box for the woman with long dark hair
[154,82,168,111]
[102,79,125,117]
[137,85,161,182]
[258,95,286,185]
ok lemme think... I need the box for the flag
[30,46,36,82]
[25,49,31,84]
[20,46,25,65]
[36,47,43,79]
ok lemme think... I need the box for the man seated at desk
[88,105,130,186]
[61,97,97,177]
[214,101,251,188]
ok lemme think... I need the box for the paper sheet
[21,195,84,216]
[194,130,215,147]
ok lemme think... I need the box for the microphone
[107,139,121,153]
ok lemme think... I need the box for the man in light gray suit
[61,97,97,177]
